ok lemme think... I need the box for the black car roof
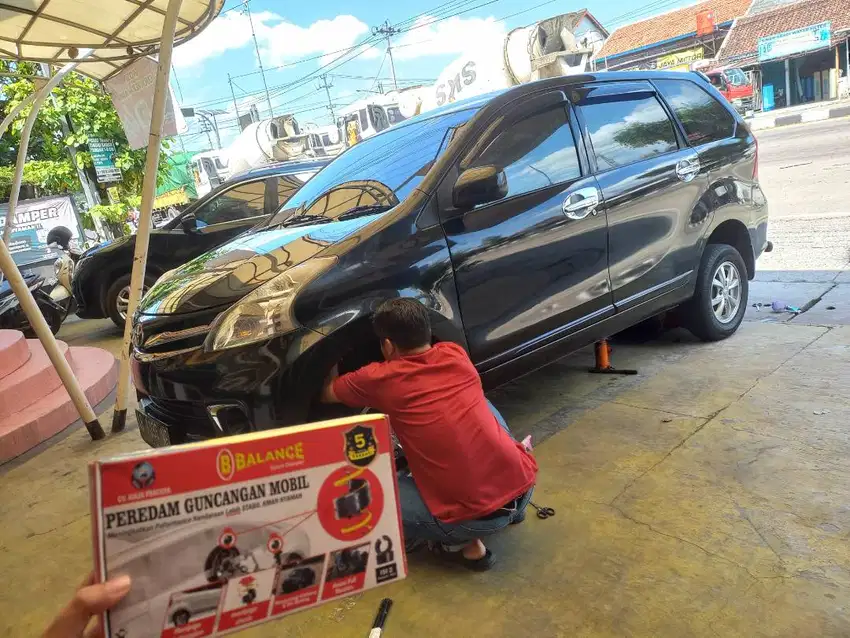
[229,158,331,182]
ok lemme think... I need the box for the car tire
[172,609,191,626]
[681,243,748,341]
[105,273,157,328]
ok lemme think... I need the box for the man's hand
[320,364,340,404]
[43,573,131,638]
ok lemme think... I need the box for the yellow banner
[657,47,704,69]
[153,187,189,210]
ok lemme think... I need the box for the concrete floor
[3,321,850,637]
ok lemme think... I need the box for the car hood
[137,215,382,316]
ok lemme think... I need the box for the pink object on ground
[521,435,533,452]
[0,330,117,463]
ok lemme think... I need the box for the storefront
[593,0,753,72]
[718,0,850,110]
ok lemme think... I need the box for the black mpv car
[132,71,770,447]
[73,159,329,327]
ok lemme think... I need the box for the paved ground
[747,118,850,327]
[3,120,850,636]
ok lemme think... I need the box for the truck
[703,66,755,113]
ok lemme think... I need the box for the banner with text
[0,195,79,265]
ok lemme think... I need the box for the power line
[371,21,400,90]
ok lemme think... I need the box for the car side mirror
[452,165,508,210]
[181,212,199,233]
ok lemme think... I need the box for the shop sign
[758,21,831,62]
[657,47,704,70]
[89,137,122,183]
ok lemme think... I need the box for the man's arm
[320,364,340,404]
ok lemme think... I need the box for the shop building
[593,0,753,72]
[718,0,850,109]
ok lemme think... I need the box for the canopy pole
[2,59,86,244]
[0,55,105,441]
[112,0,183,433]
[0,92,36,139]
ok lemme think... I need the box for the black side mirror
[181,212,199,233]
[452,165,508,210]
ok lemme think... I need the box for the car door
[163,177,276,268]
[573,80,710,310]
[439,90,613,369]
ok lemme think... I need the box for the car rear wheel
[106,273,156,328]
[681,243,748,341]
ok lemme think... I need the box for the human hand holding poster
[89,414,406,638]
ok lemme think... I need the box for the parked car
[72,159,330,327]
[131,71,770,446]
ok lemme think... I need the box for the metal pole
[112,0,183,433]
[2,60,83,244]
[320,74,335,121]
[0,92,36,139]
[387,37,398,91]
[228,73,241,125]
[0,56,105,440]
[244,0,273,117]
[211,113,221,149]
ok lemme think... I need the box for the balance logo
[217,449,235,481]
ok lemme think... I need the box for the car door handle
[562,187,600,220]
[676,156,701,182]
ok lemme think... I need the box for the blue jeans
[397,400,533,546]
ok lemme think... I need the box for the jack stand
[589,339,638,375]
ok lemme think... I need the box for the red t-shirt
[332,342,538,523]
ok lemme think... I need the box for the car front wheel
[681,243,748,341]
[105,273,156,328]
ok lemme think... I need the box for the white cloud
[392,15,506,61]
[173,11,379,70]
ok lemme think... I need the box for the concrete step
[0,330,30,379]
[0,346,117,464]
[0,338,72,419]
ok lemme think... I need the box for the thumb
[43,575,131,638]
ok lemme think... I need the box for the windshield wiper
[336,205,393,221]
[280,214,334,228]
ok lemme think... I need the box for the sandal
[430,544,496,571]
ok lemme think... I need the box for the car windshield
[265,107,476,228]
[724,69,748,86]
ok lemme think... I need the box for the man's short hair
[372,298,432,351]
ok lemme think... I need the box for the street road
[754,118,850,279]
[756,117,850,219]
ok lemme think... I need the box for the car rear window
[578,95,678,171]
[655,79,736,145]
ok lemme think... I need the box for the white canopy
[0,0,222,80]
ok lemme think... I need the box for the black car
[131,71,770,446]
[72,159,329,327]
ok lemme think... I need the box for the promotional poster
[89,414,406,638]
[0,195,80,265]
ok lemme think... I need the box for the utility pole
[317,74,335,122]
[243,0,273,117]
[228,73,241,122]
[372,21,400,90]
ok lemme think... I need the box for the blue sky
[171,0,695,151]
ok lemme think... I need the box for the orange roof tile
[597,0,753,59]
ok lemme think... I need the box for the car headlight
[204,256,337,352]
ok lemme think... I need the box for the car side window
[193,180,267,226]
[469,106,581,199]
[578,95,678,171]
[655,79,737,146]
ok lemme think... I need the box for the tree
[0,60,169,204]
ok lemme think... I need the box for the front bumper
[131,315,330,445]
[72,257,104,318]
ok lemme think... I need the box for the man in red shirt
[322,298,537,571]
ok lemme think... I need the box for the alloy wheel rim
[116,285,147,320]
[711,261,741,324]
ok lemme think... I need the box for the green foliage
[0,159,77,200]
[0,60,170,201]
[87,203,132,236]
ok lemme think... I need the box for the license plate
[136,409,172,447]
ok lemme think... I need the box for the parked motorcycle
[45,226,80,319]
[0,271,65,336]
